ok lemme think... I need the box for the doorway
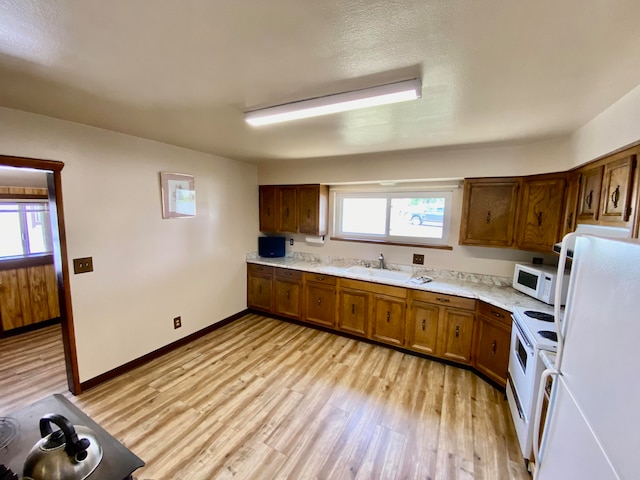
[0,155,80,395]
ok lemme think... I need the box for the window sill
[330,236,453,250]
[0,254,54,271]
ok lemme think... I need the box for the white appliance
[552,223,630,257]
[512,264,570,305]
[507,306,558,464]
[532,235,640,479]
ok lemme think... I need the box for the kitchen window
[0,201,53,259]
[333,189,453,247]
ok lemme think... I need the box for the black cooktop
[538,330,558,342]
[525,310,554,322]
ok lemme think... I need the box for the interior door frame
[0,154,81,394]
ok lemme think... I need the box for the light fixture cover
[245,78,422,126]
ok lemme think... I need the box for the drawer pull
[352,304,355,315]
[486,210,491,224]
[386,311,390,322]
[537,211,543,226]
[317,298,321,306]
[455,325,460,338]
[492,340,497,354]
[286,290,290,300]
[315,276,324,281]
[436,297,450,303]
[422,319,426,330]
[491,310,504,318]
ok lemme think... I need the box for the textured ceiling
[1,0,640,163]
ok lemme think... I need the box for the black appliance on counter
[258,236,286,258]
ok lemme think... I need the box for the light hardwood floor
[1,314,530,479]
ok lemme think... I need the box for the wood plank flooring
[0,314,530,479]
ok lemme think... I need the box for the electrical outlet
[413,253,425,265]
[532,257,543,265]
[73,257,94,274]
[173,316,182,329]
[290,238,294,246]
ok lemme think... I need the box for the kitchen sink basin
[344,266,412,282]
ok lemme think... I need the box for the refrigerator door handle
[555,232,578,368]
[532,367,559,479]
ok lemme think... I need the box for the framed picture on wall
[160,172,196,218]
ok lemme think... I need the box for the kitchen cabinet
[273,268,302,319]
[459,177,521,247]
[302,272,336,327]
[516,175,566,252]
[576,165,603,222]
[473,302,512,387]
[561,172,580,237]
[0,261,60,333]
[246,264,273,312]
[406,290,476,364]
[258,184,328,235]
[338,283,370,337]
[371,293,407,347]
[599,155,635,225]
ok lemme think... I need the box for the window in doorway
[0,201,53,258]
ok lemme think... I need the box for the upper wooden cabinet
[516,176,566,252]
[600,155,636,224]
[259,184,328,235]
[561,172,580,238]
[576,165,604,222]
[459,178,521,247]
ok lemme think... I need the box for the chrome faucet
[378,253,384,269]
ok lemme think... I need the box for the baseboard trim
[0,317,61,338]
[79,309,249,392]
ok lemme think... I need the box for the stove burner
[538,330,558,342]
[525,310,554,322]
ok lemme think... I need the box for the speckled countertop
[246,252,554,314]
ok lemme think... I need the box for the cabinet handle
[436,297,450,303]
[267,207,271,216]
[307,209,311,219]
[351,304,355,315]
[491,310,504,319]
[386,311,390,322]
[455,325,460,338]
[317,297,321,306]
[315,276,324,281]
[286,290,290,300]
[486,210,491,224]
[286,207,290,217]
[492,340,497,354]
[586,190,593,209]
[567,212,573,227]
[422,319,426,330]
[537,211,543,226]
[611,185,620,208]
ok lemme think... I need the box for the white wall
[570,84,640,168]
[258,139,569,277]
[0,107,258,382]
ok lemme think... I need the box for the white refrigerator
[534,235,640,479]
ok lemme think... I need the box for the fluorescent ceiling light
[245,78,422,126]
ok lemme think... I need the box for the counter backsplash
[246,251,512,288]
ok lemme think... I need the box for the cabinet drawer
[410,290,476,311]
[247,263,273,275]
[477,302,512,326]
[274,268,303,281]
[340,278,406,299]
[303,272,337,285]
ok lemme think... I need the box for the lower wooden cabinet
[303,273,336,327]
[274,269,302,319]
[405,301,440,356]
[473,302,512,387]
[338,288,369,337]
[246,264,273,312]
[438,308,475,364]
[371,295,406,347]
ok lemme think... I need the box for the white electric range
[507,306,561,465]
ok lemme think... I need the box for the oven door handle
[512,316,532,348]
[506,372,525,420]
[532,368,559,478]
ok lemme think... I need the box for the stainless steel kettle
[22,413,103,480]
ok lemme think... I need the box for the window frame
[331,186,455,248]
[0,199,53,260]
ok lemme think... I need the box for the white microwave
[512,264,570,305]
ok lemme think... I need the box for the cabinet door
[600,155,636,224]
[338,289,369,337]
[247,273,272,311]
[259,186,278,232]
[562,172,580,237]
[304,283,336,327]
[517,177,566,251]
[459,178,521,247]
[438,308,475,364]
[274,278,301,318]
[406,301,440,356]
[371,295,406,347]
[298,185,329,235]
[474,316,511,387]
[577,166,603,222]
[278,187,298,233]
